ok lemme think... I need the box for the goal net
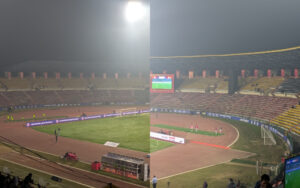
[261,125,276,145]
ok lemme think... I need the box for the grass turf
[157,163,268,188]
[221,119,287,164]
[32,114,150,152]
[151,124,223,136]
[150,139,175,153]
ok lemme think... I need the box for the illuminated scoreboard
[150,74,174,93]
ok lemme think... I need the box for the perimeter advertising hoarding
[150,131,185,144]
[26,109,150,127]
[150,74,174,93]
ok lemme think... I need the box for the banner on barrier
[26,110,149,127]
[150,131,185,144]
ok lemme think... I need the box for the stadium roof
[151,46,300,70]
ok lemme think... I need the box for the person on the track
[152,175,157,188]
[54,129,58,143]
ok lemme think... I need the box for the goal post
[261,125,276,145]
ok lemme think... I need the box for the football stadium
[1,0,300,187]
[149,47,300,188]
[149,0,300,187]
[0,73,150,187]
[0,0,150,187]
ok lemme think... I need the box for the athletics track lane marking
[190,140,230,150]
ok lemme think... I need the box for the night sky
[0,0,149,73]
[1,0,300,74]
[151,0,300,57]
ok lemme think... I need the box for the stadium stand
[0,89,147,107]
[0,171,35,188]
[151,93,298,121]
[0,75,148,108]
[89,78,117,89]
[276,78,300,94]
[271,105,300,134]
[240,77,284,94]
[115,78,148,89]
[31,78,61,90]
[0,78,31,91]
[59,78,89,90]
[177,77,228,92]
[89,78,148,89]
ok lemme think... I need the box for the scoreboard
[150,74,174,93]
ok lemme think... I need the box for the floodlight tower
[125,0,146,23]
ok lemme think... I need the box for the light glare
[125,1,145,23]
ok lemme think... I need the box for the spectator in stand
[227,178,236,188]
[13,175,19,187]
[255,174,272,188]
[271,179,283,188]
[0,172,5,187]
[5,174,12,187]
[23,173,34,186]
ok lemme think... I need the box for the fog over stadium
[0,0,149,74]
[151,0,300,57]
[1,0,300,187]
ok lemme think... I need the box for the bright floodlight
[125,1,145,23]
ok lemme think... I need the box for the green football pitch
[150,138,175,153]
[32,114,150,152]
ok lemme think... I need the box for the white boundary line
[157,159,232,180]
[227,121,240,148]
[157,148,255,181]
[0,157,94,188]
